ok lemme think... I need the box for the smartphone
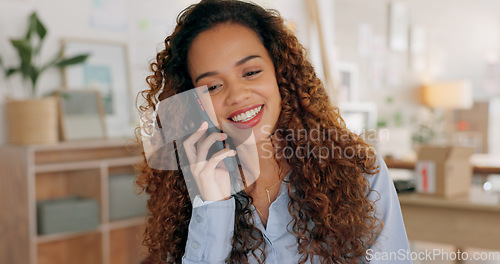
[192,91,237,174]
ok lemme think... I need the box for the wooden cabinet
[0,140,148,264]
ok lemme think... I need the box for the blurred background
[1,0,500,263]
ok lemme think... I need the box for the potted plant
[0,12,89,145]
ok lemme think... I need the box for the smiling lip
[227,104,264,129]
[228,104,263,119]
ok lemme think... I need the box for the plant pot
[6,97,59,145]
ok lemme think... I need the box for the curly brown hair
[136,0,382,263]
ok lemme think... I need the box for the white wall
[334,0,500,129]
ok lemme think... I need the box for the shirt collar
[277,169,293,198]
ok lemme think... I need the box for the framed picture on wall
[339,102,377,135]
[58,90,106,141]
[336,62,359,102]
[62,39,134,138]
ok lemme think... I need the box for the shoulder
[363,154,402,217]
[364,155,412,261]
[364,155,394,197]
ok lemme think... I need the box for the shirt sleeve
[365,156,413,264]
[192,195,216,208]
[182,197,235,264]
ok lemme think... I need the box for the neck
[233,131,289,194]
[254,138,289,189]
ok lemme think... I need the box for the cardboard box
[415,146,474,198]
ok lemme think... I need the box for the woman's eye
[207,84,222,93]
[243,70,262,77]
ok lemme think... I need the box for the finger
[183,121,208,164]
[214,142,229,171]
[196,132,227,163]
[204,148,236,172]
[216,142,232,170]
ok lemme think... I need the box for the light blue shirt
[182,157,411,263]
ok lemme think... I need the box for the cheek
[269,84,282,106]
[266,87,282,121]
[272,97,282,119]
[199,96,225,127]
[211,100,226,121]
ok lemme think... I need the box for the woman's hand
[183,121,237,202]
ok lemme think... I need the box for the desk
[386,157,500,175]
[398,193,500,250]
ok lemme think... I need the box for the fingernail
[221,133,227,140]
[201,121,208,128]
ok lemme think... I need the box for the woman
[137,0,410,263]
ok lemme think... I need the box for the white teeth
[230,105,262,122]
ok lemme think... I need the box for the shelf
[107,216,147,231]
[26,138,137,151]
[35,156,141,173]
[37,228,102,244]
[385,156,500,174]
[35,216,147,244]
[0,140,146,264]
[36,216,147,244]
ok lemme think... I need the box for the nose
[225,80,251,106]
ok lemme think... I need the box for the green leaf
[26,12,37,40]
[10,39,33,80]
[6,68,20,77]
[26,12,47,40]
[20,60,31,79]
[33,14,46,57]
[29,65,40,94]
[55,54,89,67]
[10,39,32,64]
[40,48,63,73]
[34,13,47,40]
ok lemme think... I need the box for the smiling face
[187,23,282,144]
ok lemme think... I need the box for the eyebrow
[194,55,261,83]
